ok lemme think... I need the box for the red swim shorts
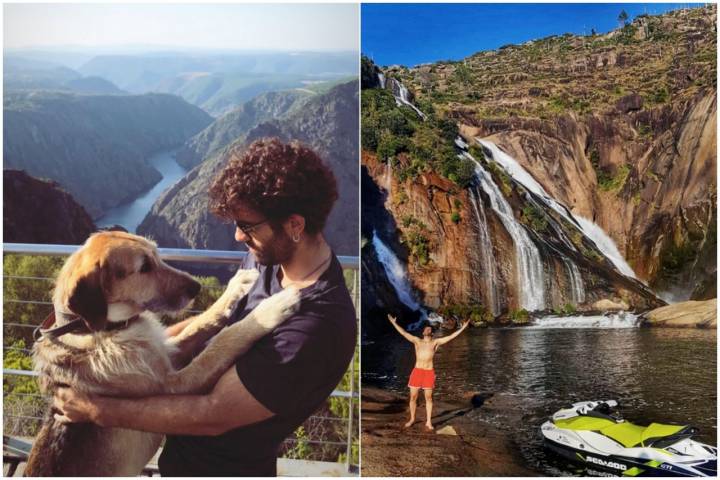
[408,368,436,389]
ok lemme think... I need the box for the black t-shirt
[158,253,357,476]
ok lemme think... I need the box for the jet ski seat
[554,416,688,448]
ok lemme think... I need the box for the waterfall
[377,72,386,89]
[476,139,637,279]
[454,136,469,149]
[372,233,421,311]
[528,312,639,329]
[468,186,501,316]
[574,217,636,279]
[466,152,546,311]
[385,77,427,120]
[381,160,392,197]
[563,257,586,304]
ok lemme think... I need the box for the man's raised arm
[387,314,418,344]
[436,319,471,346]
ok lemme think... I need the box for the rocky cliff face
[138,81,359,255]
[458,91,716,301]
[363,148,661,322]
[4,91,212,217]
[175,90,310,169]
[4,169,96,244]
[365,5,715,319]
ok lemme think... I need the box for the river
[362,323,717,476]
[96,149,186,232]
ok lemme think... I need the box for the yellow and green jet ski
[541,401,717,477]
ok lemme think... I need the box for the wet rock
[641,298,717,328]
[592,299,631,311]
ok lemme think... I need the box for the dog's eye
[140,259,153,274]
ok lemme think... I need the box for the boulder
[592,299,630,311]
[615,93,644,113]
[642,299,717,328]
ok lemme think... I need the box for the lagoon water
[363,325,717,476]
[96,150,186,232]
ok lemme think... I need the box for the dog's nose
[186,279,201,299]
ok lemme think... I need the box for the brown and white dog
[24,231,299,476]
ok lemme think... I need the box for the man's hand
[387,314,397,324]
[53,387,101,425]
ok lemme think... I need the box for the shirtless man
[387,314,471,430]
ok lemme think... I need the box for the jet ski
[541,400,717,477]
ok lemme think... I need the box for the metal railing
[3,243,359,475]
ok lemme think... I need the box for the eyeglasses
[234,218,269,236]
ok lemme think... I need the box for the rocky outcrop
[175,90,310,169]
[641,298,717,328]
[459,89,716,301]
[4,169,96,244]
[362,387,537,477]
[4,91,212,217]
[363,149,661,316]
[138,81,359,255]
[392,5,716,302]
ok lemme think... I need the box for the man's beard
[247,226,296,266]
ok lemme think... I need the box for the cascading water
[574,217,636,279]
[477,139,637,279]
[377,72,386,89]
[562,257,586,304]
[528,312,639,329]
[372,233,444,330]
[381,160,393,197]
[384,77,427,120]
[371,232,421,311]
[468,185,501,316]
[465,152,546,311]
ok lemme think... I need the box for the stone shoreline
[361,387,537,477]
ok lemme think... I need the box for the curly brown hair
[208,138,338,234]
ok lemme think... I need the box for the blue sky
[362,3,700,66]
[5,4,359,51]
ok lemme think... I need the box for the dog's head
[55,231,201,331]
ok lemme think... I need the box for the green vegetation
[400,216,432,266]
[647,85,670,105]
[520,205,549,233]
[553,303,577,315]
[451,211,461,224]
[658,239,698,277]
[509,308,530,324]
[597,164,631,192]
[437,302,493,326]
[487,161,513,196]
[361,66,475,188]
[468,145,485,162]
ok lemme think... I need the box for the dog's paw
[253,287,301,329]
[221,269,259,312]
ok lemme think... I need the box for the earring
[292,233,300,243]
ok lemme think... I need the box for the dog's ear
[67,264,108,331]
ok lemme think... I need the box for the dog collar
[34,311,141,341]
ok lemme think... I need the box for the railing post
[345,348,354,472]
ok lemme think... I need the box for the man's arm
[387,314,418,344]
[435,319,471,346]
[53,367,273,436]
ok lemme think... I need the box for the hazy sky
[4,3,359,51]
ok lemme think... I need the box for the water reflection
[363,326,716,475]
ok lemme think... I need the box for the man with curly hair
[53,138,357,476]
